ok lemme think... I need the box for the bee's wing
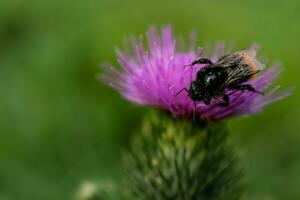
[216,49,264,70]
[216,49,265,86]
[225,66,260,86]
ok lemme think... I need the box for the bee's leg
[203,98,211,105]
[229,84,264,95]
[193,102,197,121]
[216,94,230,107]
[185,57,213,67]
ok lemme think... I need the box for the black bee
[177,49,265,108]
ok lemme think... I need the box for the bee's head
[188,81,203,101]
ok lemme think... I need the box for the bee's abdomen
[239,49,264,76]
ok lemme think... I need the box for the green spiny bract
[124,113,244,200]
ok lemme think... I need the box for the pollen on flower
[101,26,290,121]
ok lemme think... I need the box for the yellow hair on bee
[239,49,264,78]
[240,49,264,71]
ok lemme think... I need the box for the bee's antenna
[184,60,198,68]
[185,57,213,68]
[175,88,188,96]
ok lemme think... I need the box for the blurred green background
[0,0,299,199]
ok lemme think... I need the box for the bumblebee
[177,49,265,107]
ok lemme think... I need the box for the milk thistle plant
[101,26,289,200]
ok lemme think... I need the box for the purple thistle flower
[102,26,290,121]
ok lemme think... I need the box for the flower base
[124,112,244,200]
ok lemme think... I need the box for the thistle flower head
[102,26,289,121]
